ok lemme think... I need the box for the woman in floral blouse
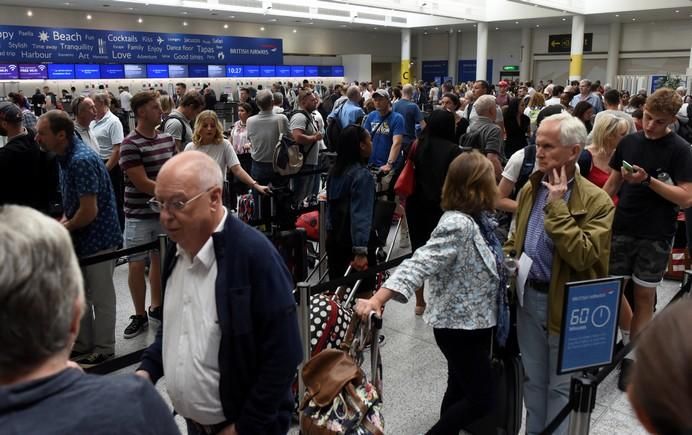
[229,102,253,203]
[356,151,508,435]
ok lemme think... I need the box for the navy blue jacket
[138,215,303,435]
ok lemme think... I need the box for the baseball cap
[498,80,508,87]
[372,89,390,100]
[0,102,22,123]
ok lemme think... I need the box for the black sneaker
[123,314,148,339]
[79,353,114,368]
[148,306,162,323]
[69,349,90,362]
[618,358,634,392]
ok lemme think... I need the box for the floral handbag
[300,316,384,435]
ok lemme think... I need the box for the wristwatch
[640,174,651,186]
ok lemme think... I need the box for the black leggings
[427,327,495,435]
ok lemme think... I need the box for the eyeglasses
[147,187,215,213]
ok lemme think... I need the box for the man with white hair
[505,112,615,435]
[136,151,302,435]
[461,94,504,178]
[569,79,604,114]
[0,205,178,433]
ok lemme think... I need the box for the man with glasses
[34,110,121,367]
[119,91,176,339]
[137,150,302,435]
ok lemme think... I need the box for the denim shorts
[124,217,163,261]
[609,233,672,286]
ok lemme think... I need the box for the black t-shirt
[610,131,692,240]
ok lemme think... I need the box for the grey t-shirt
[163,111,193,147]
[246,111,290,163]
[289,110,319,166]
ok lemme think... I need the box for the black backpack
[159,112,188,147]
[325,100,347,152]
[512,144,536,200]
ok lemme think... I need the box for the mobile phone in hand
[622,160,635,173]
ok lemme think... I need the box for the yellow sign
[569,53,583,78]
[400,60,412,84]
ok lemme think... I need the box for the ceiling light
[183,21,188,26]
[340,24,347,27]
[26,10,33,16]
[515,21,519,24]
[137,17,143,23]
[223,23,228,29]
[675,10,679,13]
[473,24,476,27]
[632,18,636,21]
[260,26,265,31]
[535,24,540,27]
[562,17,566,21]
[434,27,438,30]
[615,14,619,17]
[292,28,297,33]
[269,18,277,22]
[229,15,235,18]
[457,29,461,32]
[423,31,428,35]
[495,27,499,30]
[86,14,92,20]
[373,27,378,30]
[127,7,134,10]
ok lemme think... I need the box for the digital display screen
[0,64,18,79]
[19,64,48,79]
[100,64,125,79]
[207,65,225,78]
[260,65,276,77]
[75,64,101,79]
[168,64,188,78]
[188,64,207,77]
[276,65,291,77]
[243,65,260,77]
[318,66,332,77]
[290,65,304,77]
[47,64,75,80]
[331,66,344,76]
[304,66,318,77]
[146,64,169,79]
[124,64,146,79]
[226,65,243,77]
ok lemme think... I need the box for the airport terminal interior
[1,0,692,434]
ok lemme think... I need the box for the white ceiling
[0,0,691,33]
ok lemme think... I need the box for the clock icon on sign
[591,305,611,328]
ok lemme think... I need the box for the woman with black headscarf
[406,109,462,314]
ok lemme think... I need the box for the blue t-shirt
[363,110,405,167]
[392,99,424,145]
[58,136,122,257]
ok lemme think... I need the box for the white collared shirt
[74,123,100,153]
[163,208,228,425]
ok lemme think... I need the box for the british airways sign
[0,24,283,65]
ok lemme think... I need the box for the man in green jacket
[505,112,615,435]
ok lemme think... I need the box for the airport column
[401,28,412,84]
[416,32,424,82]
[606,21,621,88]
[520,27,532,83]
[476,22,488,81]
[569,15,585,82]
[448,29,458,82]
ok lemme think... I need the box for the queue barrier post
[567,373,598,435]
[318,198,328,281]
[297,281,311,403]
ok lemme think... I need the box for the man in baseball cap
[496,80,510,109]
[0,102,59,214]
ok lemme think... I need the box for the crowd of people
[1,74,692,435]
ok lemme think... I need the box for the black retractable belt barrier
[78,240,159,267]
[540,270,692,435]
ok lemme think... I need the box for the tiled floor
[105,233,683,434]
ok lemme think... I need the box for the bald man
[136,151,302,435]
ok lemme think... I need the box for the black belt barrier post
[318,198,328,281]
[297,281,311,403]
[567,373,598,435]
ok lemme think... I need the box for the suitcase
[464,354,524,435]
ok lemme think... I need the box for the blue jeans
[517,286,571,435]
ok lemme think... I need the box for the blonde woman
[184,110,270,205]
[159,94,174,117]
[523,92,546,134]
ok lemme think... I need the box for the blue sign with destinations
[75,64,100,79]
[189,64,207,77]
[207,65,225,78]
[147,64,168,79]
[168,64,188,78]
[260,65,275,77]
[100,64,124,79]
[422,60,448,83]
[0,63,18,79]
[558,277,623,374]
[226,64,243,77]
[332,66,344,76]
[48,64,74,80]
[459,59,493,83]
[124,64,146,79]
[318,66,332,77]
[276,65,291,77]
[291,65,304,77]
[304,66,318,77]
[0,24,282,65]
[243,65,259,77]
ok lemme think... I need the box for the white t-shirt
[501,147,538,184]
[184,139,240,179]
[120,91,132,111]
[545,97,562,106]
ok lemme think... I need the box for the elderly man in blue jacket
[136,151,302,435]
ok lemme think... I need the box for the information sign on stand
[558,277,623,374]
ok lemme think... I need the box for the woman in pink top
[229,102,254,202]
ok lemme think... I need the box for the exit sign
[503,65,519,71]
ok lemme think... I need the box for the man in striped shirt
[119,91,176,339]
